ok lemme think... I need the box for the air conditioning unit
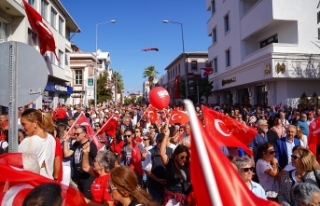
[0,39,5,43]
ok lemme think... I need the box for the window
[50,52,55,64]
[0,21,8,41]
[225,49,231,67]
[41,0,48,20]
[27,28,37,46]
[51,9,57,29]
[58,50,63,67]
[28,0,35,6]
[75,70,83,85]
[212,27,217,43]
[65,53,69,66]
[318,11,320,24]
[205,61,211,68]
[224,14,230,33]
[191,61,198,71]
[214,58,218,72]
[211,0,216,14]
[260,34,278,48]
[58,17,64,35]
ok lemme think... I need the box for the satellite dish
[0,41,48,107]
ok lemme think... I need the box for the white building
[206,0,320,108]
[0,0,80,110]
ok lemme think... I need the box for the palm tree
[142,66,159,89]
[112,71,124,103]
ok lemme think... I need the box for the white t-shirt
[256,159,279,192]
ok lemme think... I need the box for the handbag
[181,180,192,195]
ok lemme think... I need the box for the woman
[82,143,116,206]
[18,108,56,179]
[295,126,308,148]
[160,126,191,206]
[256,143,279,196]
[271,117,286,138]
[108,166,157,206]
[278,148,320,206]
[133,127,143,143]
[232,156,267,199]
[148,123,159,144]
[141,135,154,189]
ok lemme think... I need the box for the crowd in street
[1,102,320,206]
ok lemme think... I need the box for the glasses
[143,138,149,141]
[241,167,255,172]
[268,151,276,155]
[124,135,132,138]
[180,156,188,160]
[74,133,82,136]
[107,183,117,193]
[291,155,301,160]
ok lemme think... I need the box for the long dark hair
[172,144,190,179]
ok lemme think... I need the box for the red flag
[308,117,320,158]
[96,115,118,138]
[275,103,282,112]
[67,113,88,135]
[142,105,158,123]
[185,101,279,206]
[0,155,87,206]
[22,0,59,61]
[202,105,257,156]
[200,67,213,78]
[169,110,189,124]
[174,75,180,98]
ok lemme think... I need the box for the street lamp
[163,19,188,99]
[94,19,116,109]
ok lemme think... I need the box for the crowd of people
[1,102,320,205]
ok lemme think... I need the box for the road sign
[88,78,94,86]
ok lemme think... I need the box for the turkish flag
[22,0,59,61]
[0,155,87,206]
[200,67,213,78]
[174,75,180,98]
[202,105,257,156]
[96,115,118,138]
[67,113,88,135]
[142,105,158,123]
[308,117,320,159]
[169,110,189,124]
[275,103,282,112]
[184,101,279,206]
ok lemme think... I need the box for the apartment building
[0,0,80,109]
[206,0,320,107]
[165,52,209,105]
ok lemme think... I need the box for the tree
[112,71,124,104]
[199,77,214,104]
[97,71,113,104]
[142,66,159,89]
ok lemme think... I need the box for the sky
[61,0,210,94]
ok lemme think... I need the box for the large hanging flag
[202,105,257,155]
[22,0,59,61]
[174,75,180,98]
[185,100,279,206]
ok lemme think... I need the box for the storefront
[238,88,250,105]
[256,85,268,107]
[43,81,73,108]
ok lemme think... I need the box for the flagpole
[184,99,223,206]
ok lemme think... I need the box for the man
[22,183,63,206]
[307,111,315,126]
[120,116,133,134]
[292,183,320,206]
[63,125,97,199]
[297,113,309,136]
[279,111,290,128]
[131,108,141,127]
[249,119,278,159]
[144,133,173,203]
[0,114,8,142]
[275,125,301,169]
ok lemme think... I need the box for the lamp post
[95,19,116,109]
[163,19,188,99]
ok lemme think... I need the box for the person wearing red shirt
[110,134,125,156]
[82,143,116,206]
[0,114,9,141]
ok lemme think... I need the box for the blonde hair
[21,109,55,134]
[296,148,320,171]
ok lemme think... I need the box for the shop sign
[54,84,68,92]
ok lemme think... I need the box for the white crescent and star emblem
[214,119,231,137]
[171,114,178,121]
[148,111,154,118]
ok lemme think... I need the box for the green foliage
[97,71,113,103]
[199,77,214,104]
[142,66,159,89]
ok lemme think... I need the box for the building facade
[0,0,80,110]
[206,0,320,108]
[70,45,112,107]
[165,52,209,105]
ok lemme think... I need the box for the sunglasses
[124,135,132,138]
[291,155,301,160]
[268,151,276,155]
[180,156,188,160]
[73,133,81,136]
[143,138,149,141]
[241,167,255,172]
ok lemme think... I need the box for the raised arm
[63,134,74,158]
[82,142,95,176]
[160,125,170,165]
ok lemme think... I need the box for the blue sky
[61,0,210,93]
